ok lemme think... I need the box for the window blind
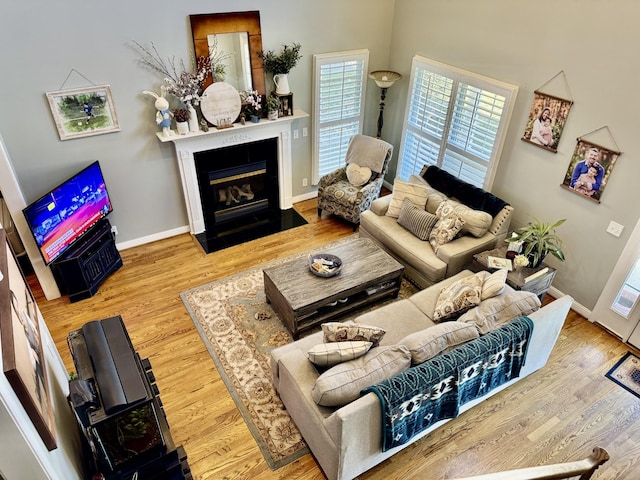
[313,50,369,183]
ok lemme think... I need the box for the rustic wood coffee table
[263,237,404,338]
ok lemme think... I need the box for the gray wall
[386,0,640,310]
[0,0,394,242]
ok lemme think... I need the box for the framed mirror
[190,11,265,95]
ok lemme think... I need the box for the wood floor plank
[29,197,640,479]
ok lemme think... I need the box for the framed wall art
[560,139,620,204]
[46,84,120,141]
[521,91,573,152]
[0,229,57,450]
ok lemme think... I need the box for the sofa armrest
[488,205,514,241]
[435,233,497,277]
[369,194,391,216]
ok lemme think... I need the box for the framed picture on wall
[521,91,573,153]
[45,85,120,141]
[560,139,620,204]
[0,229,57,450]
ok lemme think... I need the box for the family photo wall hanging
[560,127,621,204]
[521,71,574,153]
[46,70,120,141]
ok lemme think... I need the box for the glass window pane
[611,257,640,318]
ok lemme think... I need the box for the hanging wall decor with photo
[560,131,621,204]
[46,84,120,141]
[521,71,574,153]
[0,229,57,450]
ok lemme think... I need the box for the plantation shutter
[398,56,518,189]
[312,50,369,184]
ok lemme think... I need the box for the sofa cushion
[478,269,508,300]
[386,178,430,218]
[458,289,541,334]
[346,163,372,187]
[436,200,493,238]
[308,341,372,367]
[397,199,439,241]
[322,322,386,347]
[399,322,479,364]
[311,345,411,407]
[433,274,483,322]
[428,212,465,252]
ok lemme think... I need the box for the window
[397,56,518,189]
[312,50,369,184]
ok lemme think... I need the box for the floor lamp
[369,70,402,138]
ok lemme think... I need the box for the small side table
[471,246,557,302]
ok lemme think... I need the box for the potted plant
[258,43,302,94]
[509,218,566,267]
[240,90,262,122]
[172,108,190,134]
[266,95,280,120]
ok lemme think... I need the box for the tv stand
[50,218,122,302]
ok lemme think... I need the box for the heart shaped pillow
[346,163,372,187]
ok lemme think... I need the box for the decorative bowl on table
[309,253,342,277]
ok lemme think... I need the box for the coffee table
[263,237,404,338]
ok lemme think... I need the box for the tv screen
[23,161,113,265]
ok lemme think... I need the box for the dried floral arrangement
[133,39,230,106]
[241,90,262,116]
[172,108,190,123]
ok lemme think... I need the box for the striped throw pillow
[397,198,439,240]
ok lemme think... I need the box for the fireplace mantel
[159,110,308,234]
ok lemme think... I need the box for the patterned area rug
[180,237,418,469]
[605,351,640,399]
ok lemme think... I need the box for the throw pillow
[480,269,508,301]
[346,163,372,187]
[397,198,439,241]
[311,345,411,407]
[428,212,465,252]
[399,322,480,364]
[386,178,430,218]
[458,289,541,334]
[322,322,386,347]
[433,274,482,322]
[436,200,493,238]
[307,341,373,367]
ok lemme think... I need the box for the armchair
[317,134,393,230]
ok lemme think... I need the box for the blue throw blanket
[363,316,534,451]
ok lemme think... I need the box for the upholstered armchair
[317,134,393,230]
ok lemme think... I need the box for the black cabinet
[50,219,122,302]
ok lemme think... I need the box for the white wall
[387,0,640,310]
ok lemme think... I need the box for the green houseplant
[266,95,280,120]
[510,218,566,267]
[259,43,302,74]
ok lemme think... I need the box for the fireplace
[158,111,309,252]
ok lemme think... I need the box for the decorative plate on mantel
[200,82,242,127]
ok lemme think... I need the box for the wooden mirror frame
[190,11,265,95]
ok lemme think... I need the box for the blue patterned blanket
[362,316,534,451]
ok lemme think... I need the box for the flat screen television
[23,161,113,265]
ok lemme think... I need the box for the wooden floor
[30,198,640,479]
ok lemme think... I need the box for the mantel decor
[521,71,574,153]
[0,229,57,450]
[46,85,120,141]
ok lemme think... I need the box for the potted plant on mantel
[259,42,302,95]
[509,218,566,268]
[172,108,190,135]
[266,95,280,120]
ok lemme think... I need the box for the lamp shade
[369,70,402,88]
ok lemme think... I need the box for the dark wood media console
[50,218,122,302]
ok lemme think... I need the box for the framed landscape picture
[560,139,620,204]
[0,229,57,450]
[46,84,120,141]
[521,91,573,153]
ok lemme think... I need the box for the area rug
[605,351,640,399]
[180,237,417,469]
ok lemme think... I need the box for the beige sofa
[271,271,573,480]
[360,165,514,288]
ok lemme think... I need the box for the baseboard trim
[548,285,591,320]
[115,225,190,251]
[292,190,318,204]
